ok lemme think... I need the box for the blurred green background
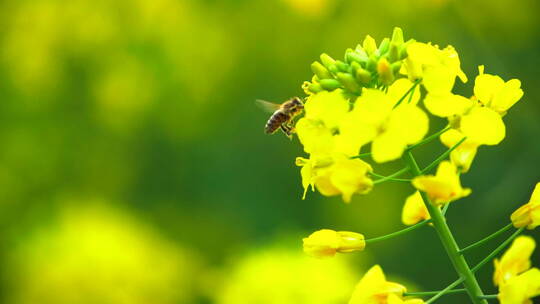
[0,0,539,303]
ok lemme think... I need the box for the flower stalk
[403,150,488,304]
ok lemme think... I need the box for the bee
[256,97,304,137]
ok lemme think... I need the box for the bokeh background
[0,0,539,303]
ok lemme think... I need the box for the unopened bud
[311,61,333,79]
[362,35,378,56]
[319,78,341,91]
[510,182,540,230]
[337,72,361,93]
[391,27,404,45]
[303,229,366,258]
[355,67,372,85]
[378,38,390,55]
[377,58,394,85]
[335,60,350,73]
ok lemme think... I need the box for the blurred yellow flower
[511,183,540,229]
[303,229,366,258]
[7,203,196,304]
[349,265,406,304]
[412,161,471,205]
[498,268,540,304]
[340,89,428,163]
[440,129,479,173]
[493,236,535,286]
[402,191,430,226]
[296,155,373,202]
[215,245,358,304]
[474,65,524,115]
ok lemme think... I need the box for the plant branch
[364,220,430,244]
[459,223,514,254]
[421,137,467,174]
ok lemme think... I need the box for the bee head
[291,97,304,108]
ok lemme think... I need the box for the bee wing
[255,99,281,113]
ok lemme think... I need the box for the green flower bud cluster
[303,27,413,97]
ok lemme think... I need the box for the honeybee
[256,97,304,137]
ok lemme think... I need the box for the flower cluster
[268,27,538,304]
[303,28,411,97]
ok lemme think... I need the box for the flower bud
[391,27,404,45]
[335,60,350,73]
[345,50,368,66]
[337,72,361,93]
[377,57,394,85]
[355,67,372,85]
[303,229,365,258]
[320,53,336,68]
[311,61,332,79]
[362,35,378,56]
[388,42,400,62]
[319,79,341,91]
[378,37,390,55]
[510,183,540,229]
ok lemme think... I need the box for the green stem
[407,85,417,104]
[477,295,498,300]
[365,220,430,244]
[404,288,467,297]
[403,151,488,304]
[459,223,514,254]
[407,126,451,151]
[372,167,411,184]
[421,137,467,174]
[394,79,421,108]
[429,227,524,303]
[442,202,451,216]
[351,152,372,159]
[471,227,524,273]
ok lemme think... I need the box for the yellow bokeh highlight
[7,202,197,304]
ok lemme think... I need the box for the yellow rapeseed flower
[303,229,365,258]
[511,182,540,229]
[412,161,471,205]
[474,65,524,115]
[340,89,428,163]
[439,129,479,173]
[402,191,430,226]
[498,268,540,304]
[403,42,467,89]
[348,265,407,304]
[296,155,373,202]
[493,236,535,286]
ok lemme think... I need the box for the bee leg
[280,125,293,139]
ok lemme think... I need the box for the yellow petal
[460,107,505,145]
[424,93,473,117]
[304,90,350,129]
[349,265,406,304]
[423,65,455,94]
[371,131,408,163]
[491,78,524,113]
[412,161,471,205]
[328,158,373,203]
[296,118,335,154]
[510,182,540,229]
[499,268,540,304]
[493,236,535,286]
[387,78,421,105]
[389,105,429,144]
[474,67,505,106]
[402,191,430,226]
